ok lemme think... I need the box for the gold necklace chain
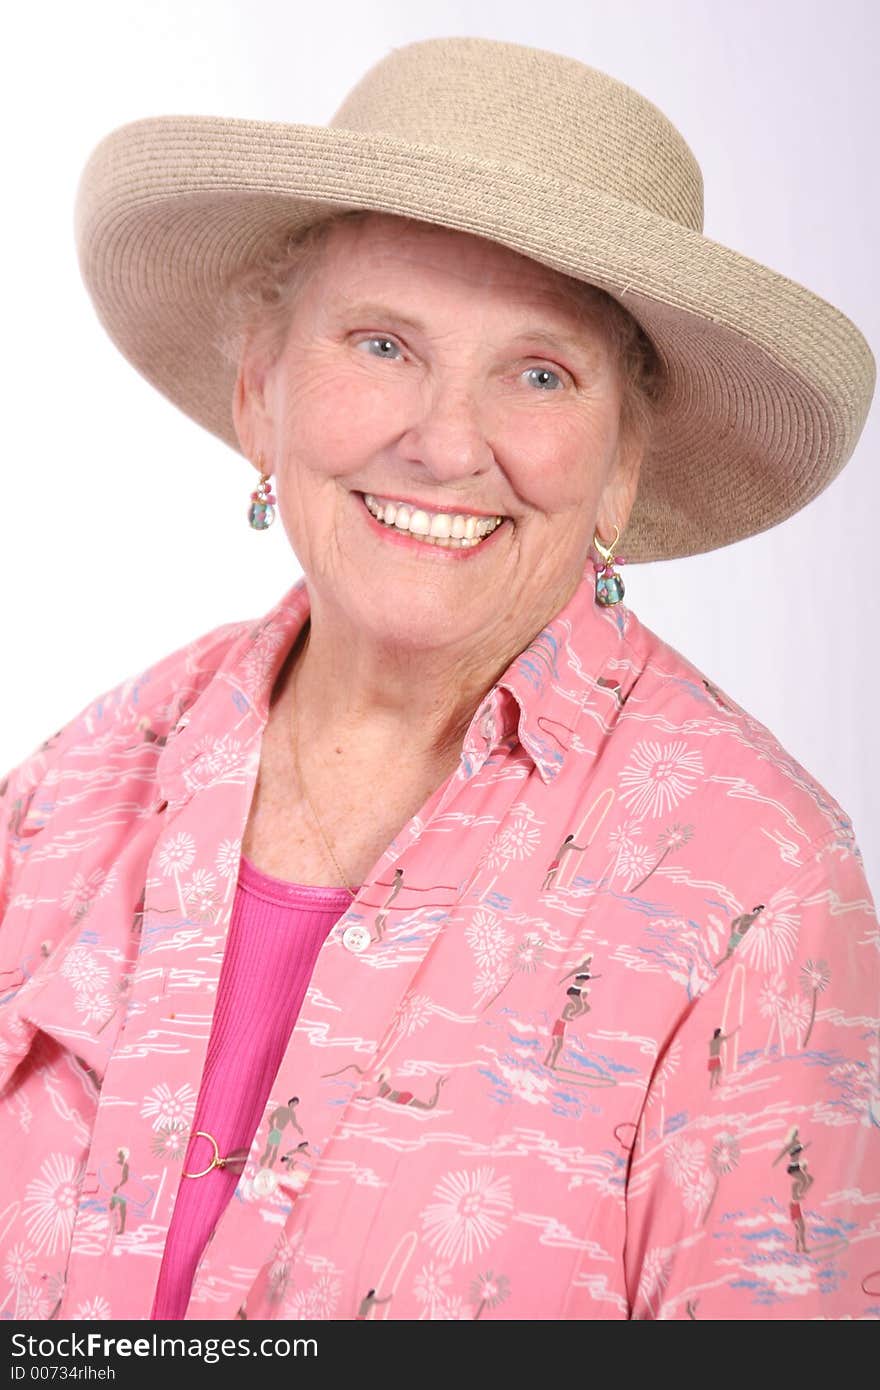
[290,645,359,901]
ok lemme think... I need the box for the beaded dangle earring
[247,456,276,530]
[592,524,626,606]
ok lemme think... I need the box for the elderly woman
[1,37,878,1322]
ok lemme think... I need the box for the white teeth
[361,493,505,549]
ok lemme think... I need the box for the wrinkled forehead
[304,211,616,338]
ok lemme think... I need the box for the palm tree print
[759,974,788,1057]
[469,1269,511,1318]
[702,1134,741,1225]
[800,959,831,1048]
[629,822,695,891]
[481,933,546,1011]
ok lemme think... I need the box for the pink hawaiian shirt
[1,565,878,1320]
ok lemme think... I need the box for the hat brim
[75,115,876,562]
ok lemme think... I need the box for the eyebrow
[335,301,599,359]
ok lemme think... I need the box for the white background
[1,0,877,893]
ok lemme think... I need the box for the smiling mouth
[360,493,507,548]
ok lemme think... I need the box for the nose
[396,377,495,484]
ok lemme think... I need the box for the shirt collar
[154,581,312,807]
[461,561,637,782]
[156,562,637,802]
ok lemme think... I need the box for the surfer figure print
[715,903,766,968]
[259,1097,303,1168]
[373,868,404,942]
[542,833,589,892]
[375,1071,449,1109]
[356,1288,392,1319]
[707,1026,740,1088]
[109,1147,130,1235]
[788,1161,815,1253]
[772,1126,814,1253]
[544,987,592,1070]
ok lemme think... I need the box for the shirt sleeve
[623,830,880,1320]
[0,616,247,929]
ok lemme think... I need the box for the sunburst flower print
[157,831,196,878]
[421,1167,514,1264]
[182,868,221,921]
[739,887,800,973]
[388,991,435,1040]
[664,1137,713,1219]
[435,1293,468,1320]
[664,1136,705,1188]
[485,806,543,869]
[140,1082,198,1131]
[758,974,786,1055]
[3,1243,35,1290]
[72,1297,112,1320]
[413,1260,454,1318]
[150,1123,189,1163]
[239,628,290,699]
[22,1153,83,1256]
[465,910,514,972]
[295,1273,342,1320]
[16,1283,49,1319]
[615,841,654,890]
[780,993,811,1051]
[73,991,114,1027]
[181,733,244,793]
[481,932,547,1009]
[618,741,703,819]
[607,818,641,851]
[59,946,110,994]
[216,838,243,878]
[60,868,114,923]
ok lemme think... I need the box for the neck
[282,589,538,773]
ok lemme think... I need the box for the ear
[232,333,274,467]
[595,429,644,547]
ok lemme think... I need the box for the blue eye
[524,366,564,391]
[358,336,402,359]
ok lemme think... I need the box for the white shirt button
[252,1168,278,1197]
[342,924,371,954]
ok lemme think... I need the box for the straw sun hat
[74,35,875,563]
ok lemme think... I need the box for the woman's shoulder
[1,613,253,837]
[615,606,857,857]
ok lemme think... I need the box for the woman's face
[236,214,642,661]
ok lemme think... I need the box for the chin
[357,603,476,654]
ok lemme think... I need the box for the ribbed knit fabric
[150,854,355,1320]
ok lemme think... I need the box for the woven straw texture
[74,36,875,562]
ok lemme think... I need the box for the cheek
[508,415,617,516]
[276,366,402,480]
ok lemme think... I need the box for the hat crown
[330,37,704,232]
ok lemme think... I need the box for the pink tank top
[150,854,355,1320]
